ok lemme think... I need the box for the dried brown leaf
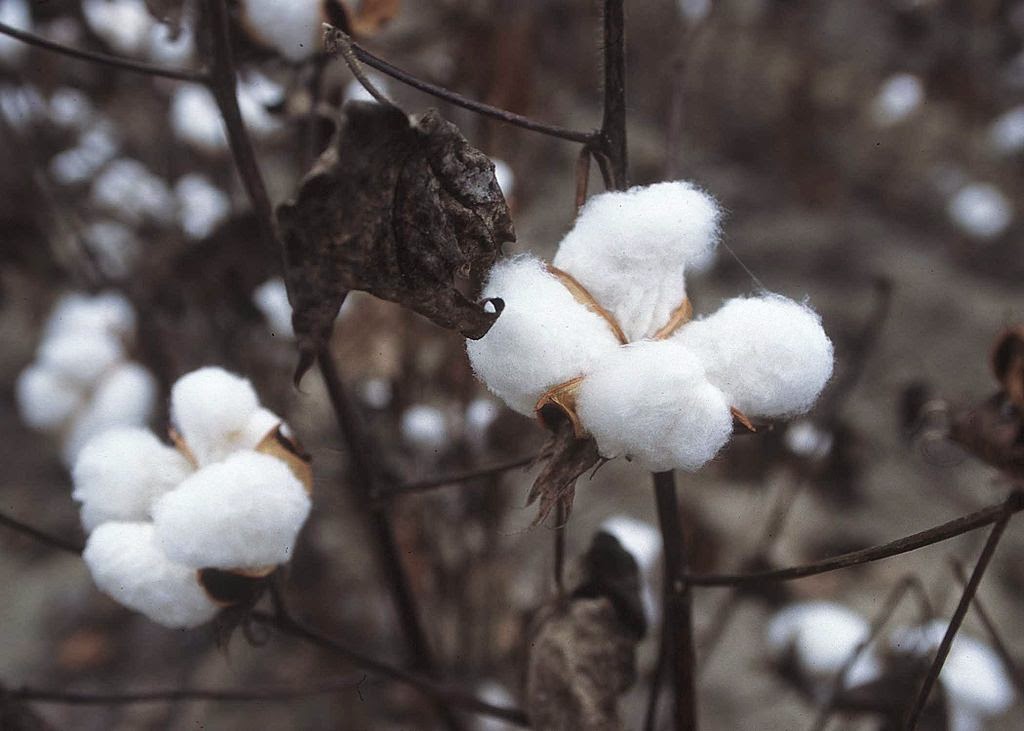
[527,419,601,525]
[278,101,514,381]
[347,0,401,37]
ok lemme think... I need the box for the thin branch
[374,451,547,503]
[0,511,84,555]
[599,0,629,189]
[902,504,1013,729]
[0,20,207,82]
[324,28,395,106]
[686,492,1024,586]
[654,470,698,731]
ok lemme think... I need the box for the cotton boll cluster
[90,158,176,226]
[238,0,327,62]
[252,278,294,338]
[0,0,31,66]
[870,73,924,127]
[175,174,231,240]
[75,367,313,628]
[15,292,155,465]
[947,182,1014,240]
[170,80,282,153]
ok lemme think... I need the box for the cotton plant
[174,173,231,240]
[467,181,834,474]
[90,158,176,226]
[238,0,332,62]
[170,78,282,154]
[76,367,313,629]
[15,292,156,465]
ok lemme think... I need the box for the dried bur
[278,94,514,381]
[526,530,645,731]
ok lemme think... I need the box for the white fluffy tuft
[947,182,1014,240]
[252,278,294,337]
[871,73,924,127]
[401,405,450,453]
[673,295,833,417]
[91,158,176,226]
[153,451,311,569]
[15,365,83,430]
[73,428,193,533]
[467,255,622,415]
[552,181,722,341]
[239,0,323,61]
[169,367,262,465]
[175,173,230,240]
[37,331,124,386]
[83,521,219,628]
[576,340,733,472]
[44,291,135,341]
[82,0,155,56]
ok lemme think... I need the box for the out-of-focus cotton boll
[344,74,390,104]
[467,255,623,415]
[239,0,324,62]
[83,521,219,628]
[82,219,141,279]
[170,83,226,152]
[0,0,32,65]
[870,73,924,127]
[491,158,514,200]
[15,364,84,430]
[236,74,283,137]
[63,362,157,464]
[361,378,392,409]
[252,278,294,337]
[947,183,1014,240]
[465,397,500,444]
[37,331,124,386]
[673,295,833,418]
[43,291,135,342]
[474,682,518,731]
[576,340,733,472]
[48,87,95,129]
[91,158,176,226]
[147,21,193,65]
[82,0,155,56]
[402,405,450,453]
[73,427,193,533]
[890,621,1015,721]
[154,451,311,569]
[988,105,1024,156]
[552,181,722,342]
[767,602,882,688]
[0,84,44,129]
[50,123,120,185]
[175,174,230,240]
[678,0,712,23]
[784,419,833,460]
[169,367,262,465]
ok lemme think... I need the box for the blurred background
[1,0,1023,728]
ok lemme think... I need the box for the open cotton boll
[83,521,219,628]
[947,183,1014,240]
[239,0,324,62]
[38,331,124,386]
[50,124,120,185]
[154,451,311,569]
[73,428,194,533]
[467,255,623,415]
[169,367,262,465]
[870,73,924,127]
[91,158,176,226]
[147,21,193,65]
[0,0,31,65]
[43,291,135,342]
[82,0,155,56]
[401,405,450,453]
[553,181,722,341]
[576,340,733,472]
[673,295,833,418]
[989,105,1024,156]
[49,88,95,129]
[784,419,833,460]
[64,362,157,464]
[175,174,230,240]
[252,278,294,337]
[171,83,227,152]
[15,364,84,431]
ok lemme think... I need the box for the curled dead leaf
[527,418,602,525]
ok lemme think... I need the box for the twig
[11,677,366,704]
[0,511,84,555]
[0,20,207,82]
[901,502,1013,729]
[654,471,698,731]
[686,492,1024,586]
[574,145,592,213]
[598,0,629,189]
[372,451,547,504]
[323,27,395,106]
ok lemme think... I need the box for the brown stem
[0,511,84,555]
[0,20,208,82]
[654,470,698,731]
[11,677,366,704]
[599,0,629,189]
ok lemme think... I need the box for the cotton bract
[467,180,833,472]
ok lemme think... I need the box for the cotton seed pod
[576,340,733,472]
[466,255,622,415]
[83,522,220,629]
[672,295,834,418]
[552,181,721,342]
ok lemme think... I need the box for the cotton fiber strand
[552,181,721,341]
[467,255,623,415]
[83,521,219,628]
[154,451,311,569]
[577,340,733,472]
[672,295,833,418]
[239,0,323,61]
[169,367,262,465]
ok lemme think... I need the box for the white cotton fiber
[467,256,623,415]
[239,406,282,449]
[947,183,1014,240]
[83,521,219,628]
[464,397,500,448]
[15,364,84,430]
[673,295,833,418]
[82,0,155,57]
[784,419,833,460]
[236,73,283,138]
[401,405,450,453]
[870,73,924,127]
[576,340,733,472]
[252,278,294,337]
[63,362,157,464]
[988,105,1024,156]
[73,428,193,533]
[91,158,176,226]
[0,0,31,65]
[37,331,124,386]
[50,123,120,186]
[552,181,721,341]
[239,0,323,61]
[175,173,230,240]
[170,83,226,152]
[147,20,193,65]
[491,158,514,199]
[154,451,311,569]
[43,291,135,342]
[169,367,261,465]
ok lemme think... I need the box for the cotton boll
[464,397,500,448]
[784,419,833,460]
[171,83,227,152]
[154,451,311,569]
[73,428,194,533]
[870,73,924,127]
[947,183,1014,240]
[83,521,219,628]
[50,124,120,185]
[169,367,261,465]
[175,174,230,240]
[0,84,44,129]
[82,220,141,279]
[91,158,176,226]
[239,0,324,62]
[467,255,623,415]
[38,331,124,386]
[43,291,135,342]
[361,378,392,409]
[0,0,31,65]
[147,20,193,65]
[673,295,833,418]
[252,278,294,337]
[988,105,1024,155]
[82,0,155,56]
[402,405,450,453]
[576,340,733,472]
[236,74,283,138]
[553,181,722,341]
[15,364,84,430]
[64,362,157,464]
[48,88,95,129]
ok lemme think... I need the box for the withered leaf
[528,418,601,525]
[278,101,514,379]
